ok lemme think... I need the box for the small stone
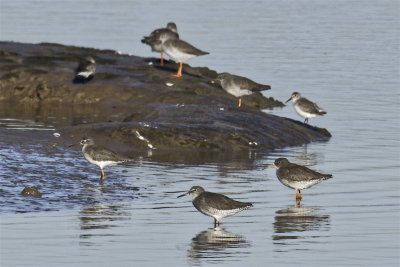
[21,186,42,197]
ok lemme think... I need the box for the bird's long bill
[266,163,276,168]
[177,191,189,198]
[285,97,292,103]
[211,77,221,85]
[68,142,80,148]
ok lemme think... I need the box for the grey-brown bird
[158,34,209,77]
[70,138,129,180]
[286,92,327,124]
[178,186,252,226]
[215,72,271,107]
[270,158,332,205]
[141,22,179,66]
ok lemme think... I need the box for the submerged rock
[0,41,330,151]
[21,186,42,197]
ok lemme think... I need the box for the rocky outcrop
[0,41,330,151]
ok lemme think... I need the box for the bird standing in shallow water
[73,56,96,83]
[270,158,332,205]
[178,186,252,226]
[215,72,271,107]
[70,138,129,181]
[141,22,179,66]
[285,92,326,124]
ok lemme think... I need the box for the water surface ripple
[1,0,399,266]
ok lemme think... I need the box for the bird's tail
[254,84,271,91]
[323,174,333,180]
[198,50,209,56]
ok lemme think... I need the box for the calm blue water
[0,0,399,266]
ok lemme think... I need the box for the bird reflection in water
[272,205,330,251]
[292,144,320,167]
[78,203,130,246]
[188,227,251,265]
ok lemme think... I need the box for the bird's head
[177,186,205,199]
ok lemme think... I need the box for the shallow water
[1,0,399,266]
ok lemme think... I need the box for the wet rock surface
[21,186,42,197]
[0,41,331,151]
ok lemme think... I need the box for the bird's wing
[86,146,128,162]
[297,98,326,114]
[148,29,179,41]
[200,192,252,210]
[279,164,331,182]
[232,75,271,91]
[172,39,209,56]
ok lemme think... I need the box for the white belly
[164,46,195,62]
[224,86,252,98]
[84,154,117,169]
[77,70,94,78]
[280,178,321,190]
[205,207,243,221]
[294,105,316,119]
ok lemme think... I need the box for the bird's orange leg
[100,169,105,180]
[160,52,164,66]
[296,189,302,205]
[172,62,183,77]
[238,98,242,107]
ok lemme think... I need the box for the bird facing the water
[270,158,332,204]
[70,138,129,180]
[141,22,179,66]
[215,72,271,107]
[73,56,96,84]
[285,92,326,124]
[178,186,252,226]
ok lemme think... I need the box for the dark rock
[0,41,331,151]
[0,41,281,108]
[21,186,42,197]
[62,103,330,152]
